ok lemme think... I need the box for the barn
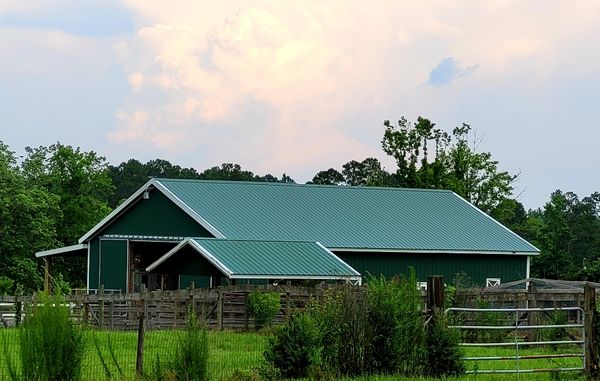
[36,179,539,292]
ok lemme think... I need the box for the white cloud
[107,0,600,196]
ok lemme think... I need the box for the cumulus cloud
[107,0,600,184]
[428,57,478,86]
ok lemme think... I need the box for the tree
[108,158,201,207]
[199,163,257,181]
[342,158,391,186]
[21,143,113,287]
[108,159,148,207]
[0,141,61,292]
[22,143,113,245]
[381,117,516,213]
[200,163,296,183]
[445,125,516,213]
[310,168,345,185]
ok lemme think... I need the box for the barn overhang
[146,238,362,284]
[35,244,88,292]
[35,244,88,258]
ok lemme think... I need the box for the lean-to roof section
[146,238,361,280]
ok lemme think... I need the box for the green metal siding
[158,245,223,278]
[101,189,213,238]
[335,252,528,286]
[99,240,128,291]
[179,275,211,289]
[89,239,100,289]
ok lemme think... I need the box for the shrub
[248,292,280,330]
[18,292,86,381]
[388,270,427,376]
[264,312,322,379]
[52,273,72,295]
[0,276,14,295]
[172,312,209,381]
[315,285,370,377]
[426,310,465,377]
[150,310,209,381]
[264,270,465,379]
[365,272,429,376]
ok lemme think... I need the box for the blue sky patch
[0,2,134,38]
[428,57,478,86]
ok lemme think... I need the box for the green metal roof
[147,238,361,279]
[152,179,538,254]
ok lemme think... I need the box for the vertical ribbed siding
[336,252,528,286]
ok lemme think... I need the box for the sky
[1,1,599,210]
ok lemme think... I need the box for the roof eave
[78,178,225,244]
[229,274,362,280]
[36,243,88,258]
[329,247,539,255]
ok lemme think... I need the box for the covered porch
[146,238,362,288]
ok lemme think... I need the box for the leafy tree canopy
[0,141,61,292]
[381,117,516,213]
[21,143,113,245]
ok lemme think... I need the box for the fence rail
[0,285,322,330]
[446,306,586,375]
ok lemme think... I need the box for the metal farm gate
[446,306,585,376]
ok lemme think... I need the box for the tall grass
[149,310,209,381]
[16,292,85,381]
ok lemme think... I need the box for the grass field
[0,328,586,380]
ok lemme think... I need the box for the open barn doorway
[128,240,178,292]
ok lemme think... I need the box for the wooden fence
[1,282,600,330]
[0,285,322,330]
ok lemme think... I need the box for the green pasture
[0,328,586,380]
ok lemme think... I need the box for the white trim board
[330,247,538,256]
[36,244,88,258]
[78,178,225,244]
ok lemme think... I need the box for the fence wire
[0,325,269,381]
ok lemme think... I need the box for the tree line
[1,116,599,293]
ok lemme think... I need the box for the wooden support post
[584,283,599,378]
[44,257,52,293]
[136,313,146,378]
[427,275,445,312]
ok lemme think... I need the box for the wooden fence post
[98,284,104,329]
[187,282,195,319]
[427,275,445,312]
[135,313,146,377]
[217,290,223,331]
[584,283,599,378]
[527,282,537,342]
[243,291,249,331]
[83,302,89,326]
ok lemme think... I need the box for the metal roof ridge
[191,237,323,244]
[155,178,454,193]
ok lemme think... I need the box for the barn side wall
[87,188,213,290]
[334,252,529,286]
